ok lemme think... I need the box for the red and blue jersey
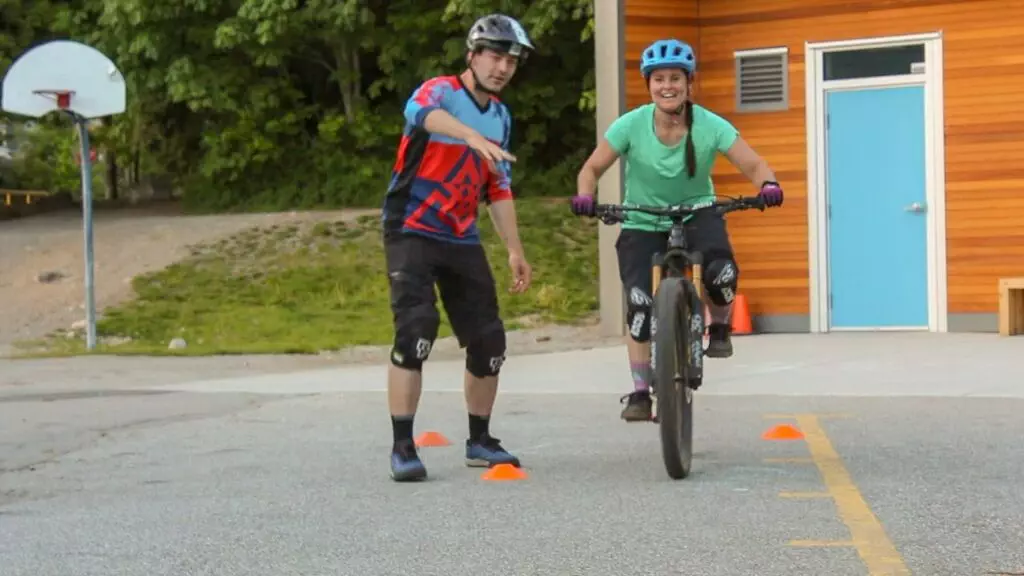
[382,75,514,244]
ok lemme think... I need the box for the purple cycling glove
[570,195,595,216]
[759,181,784,207]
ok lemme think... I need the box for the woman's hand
[759,181,784,207]
[569,195,595,216]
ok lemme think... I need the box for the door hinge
[829,293,833,309]
[826,113,830,130]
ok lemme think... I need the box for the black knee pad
[626,286,654,342]
[466,328,507,378]
[390,305,440,372]
[704,257,739,306]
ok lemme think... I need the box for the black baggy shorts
[615,209,736,303]
[384,232,503,348]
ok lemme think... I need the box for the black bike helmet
[466,13,535,60]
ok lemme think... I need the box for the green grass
[20,197,600,356]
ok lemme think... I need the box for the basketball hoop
[3,40,128,352]
[32,89,75,110]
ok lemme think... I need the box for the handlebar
[587,195,767,226]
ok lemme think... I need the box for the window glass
[823,44,925,81]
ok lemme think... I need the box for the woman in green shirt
[571,38,784,422]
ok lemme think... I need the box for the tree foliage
[0,0,596,211]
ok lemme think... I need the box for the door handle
[904,202,926,213]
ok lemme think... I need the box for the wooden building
[592,0,1024,334]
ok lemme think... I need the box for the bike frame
[651,213,705,308]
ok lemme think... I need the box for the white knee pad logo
[720,287,735,303]
[489,355,506,372]
[629,287,652,306]
[630,312,646,338]
[714,262,736,285]
[712,262,737,303]
[415,338,432,359]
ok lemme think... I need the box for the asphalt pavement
[2,333,1023,576]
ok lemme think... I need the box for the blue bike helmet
[640,39,696,77]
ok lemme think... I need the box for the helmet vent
[639,39,697,77]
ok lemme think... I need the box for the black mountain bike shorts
[615,209,736,307]
[384,232,503,350]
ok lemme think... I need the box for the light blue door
[826,85,929,329]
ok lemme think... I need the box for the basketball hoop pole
[22,90,97,350]
[22,91,97,350]
[69,110,98,351]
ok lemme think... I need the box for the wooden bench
[1,188,50,206]
[998,277,1024,336]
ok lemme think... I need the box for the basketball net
[32,89,75,110]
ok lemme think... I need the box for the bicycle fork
[650,253,706,389]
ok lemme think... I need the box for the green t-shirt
[604,102,739,232]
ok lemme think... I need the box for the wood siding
[623,0,1024,319]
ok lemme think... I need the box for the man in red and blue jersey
[381,13,535,482]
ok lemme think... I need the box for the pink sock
[630,361,651,392]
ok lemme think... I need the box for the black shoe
[465,433,521,468]
[390,438,427,482]
[706,323,733,358]
[620,390,653,421]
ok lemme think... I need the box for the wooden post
[594,0,626,337]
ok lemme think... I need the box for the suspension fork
[651,253,664,296]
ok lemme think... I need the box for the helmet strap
[645,74,687,118]
[471,68,500,96]
[462,53,497,99]
[467,52,500,97]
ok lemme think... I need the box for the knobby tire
[652,276,696,480]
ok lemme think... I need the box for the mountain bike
[586,195,768,480]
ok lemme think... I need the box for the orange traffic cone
[731,293,753,335]
[762,424,804,441]
[481,463,528,481]
[414,431,451,447]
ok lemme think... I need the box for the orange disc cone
[731,293,753,335]
[414,431,451,447]
[481,463,528,481]
[762,424,804,440]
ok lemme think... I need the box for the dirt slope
[0,204,356,349]
[1,203,624,363]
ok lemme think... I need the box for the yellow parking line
[795,414,911,576]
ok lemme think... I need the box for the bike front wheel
[651,276,696,480]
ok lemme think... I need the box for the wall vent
[735,47,789,112]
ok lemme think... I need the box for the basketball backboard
[1,40,126,119]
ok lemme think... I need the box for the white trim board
[804,32,947,333]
